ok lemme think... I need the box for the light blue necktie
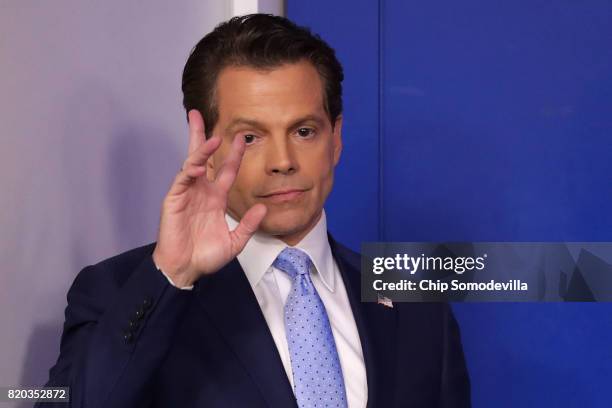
[273,247,348,408]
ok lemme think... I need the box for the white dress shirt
[159,209,368,407]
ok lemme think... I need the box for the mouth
[258,188,307,203]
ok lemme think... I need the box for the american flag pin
[377,294,393,308]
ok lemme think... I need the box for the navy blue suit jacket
[39,233,470,407]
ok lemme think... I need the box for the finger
[168,135,221,197]
[182,164,207,180]
[230,204,267,254]
[187,109,206,155]
[182,134,222,171]
[215,134,246,192]
[167,165,207,196]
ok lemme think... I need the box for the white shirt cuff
[153,259,194,290]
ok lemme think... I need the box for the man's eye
[297,127,315,138]
[244,134,256,144]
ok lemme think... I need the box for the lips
[259,188,306,203]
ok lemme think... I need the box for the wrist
[152,250,195,289]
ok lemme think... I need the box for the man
[39,14,470,408]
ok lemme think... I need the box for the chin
[260,208,310,236]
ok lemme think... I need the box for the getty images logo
[372,253,488,275]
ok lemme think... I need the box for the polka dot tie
[273,247,348,408]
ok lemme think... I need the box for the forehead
[214,61,327,127]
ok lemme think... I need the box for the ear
[332,114,343,166]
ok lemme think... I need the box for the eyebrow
[225,114,326,134]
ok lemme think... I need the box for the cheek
[227,174,253,214]
[316,146,335,177]
[231,157,258,195]
[305,155,335,194]
[304,141,334,172]
[231,172,250,196]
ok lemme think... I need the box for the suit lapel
[194,258,297,408]
[328,233,399,408]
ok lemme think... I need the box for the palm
[153,110,266,282]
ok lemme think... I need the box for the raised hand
[152,109,267,287]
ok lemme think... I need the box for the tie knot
[273,247,312,279]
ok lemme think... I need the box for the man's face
[207,60,342,244]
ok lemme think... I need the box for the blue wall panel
[382,0,612,242]
[288,1,612,406]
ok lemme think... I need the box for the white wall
[0,0,282,392]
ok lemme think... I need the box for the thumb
[230,204,267,254]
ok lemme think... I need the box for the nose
[265,136,298,175]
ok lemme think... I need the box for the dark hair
[181,13,344,138]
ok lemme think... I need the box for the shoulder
[93,242,157,282]
[328,232,453,318]
[327,232,360,271]
[69,242,157,295]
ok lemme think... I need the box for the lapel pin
[377,294,393,308]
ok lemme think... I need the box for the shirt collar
[224,208,336,293]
